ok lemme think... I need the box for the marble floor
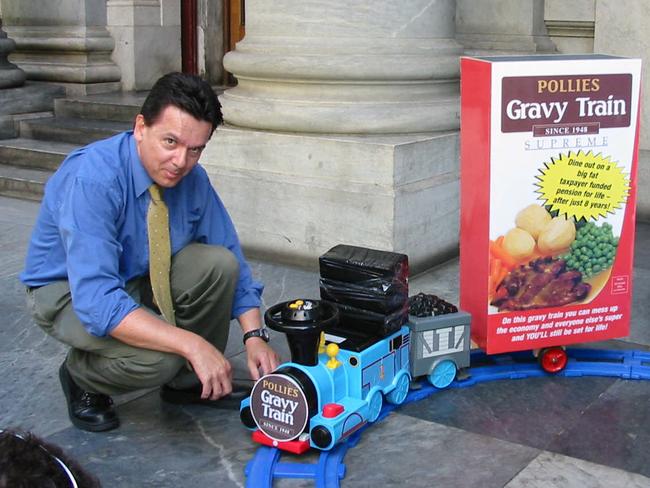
[1,194,649,487]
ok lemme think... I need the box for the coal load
[408,292,458,317]
[319,245,409,336]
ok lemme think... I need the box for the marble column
[2,0,121,95]
[0,19,26,89]
[203,0,462,272]
[220,0,460,134]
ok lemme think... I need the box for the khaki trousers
[26,243,239,396]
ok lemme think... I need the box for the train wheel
[367,390,383,422]
[387,373,410,405]
[539,347,568,373]
[428,360,457,389]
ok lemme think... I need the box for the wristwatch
[243,328,270,345]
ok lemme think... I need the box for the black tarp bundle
[319,245,409,336]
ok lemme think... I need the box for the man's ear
[133,114,145,141]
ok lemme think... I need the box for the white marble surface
[506,451,650,488]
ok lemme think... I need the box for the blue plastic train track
[244,347,650,488]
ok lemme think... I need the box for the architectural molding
[544,20,595,39]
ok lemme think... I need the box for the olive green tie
[147,184,176,325]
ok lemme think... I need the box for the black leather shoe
[59,362,119,432]
[160,382,252,410]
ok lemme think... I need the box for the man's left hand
[245,339,280,380]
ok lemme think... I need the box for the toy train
[239,298,472,454]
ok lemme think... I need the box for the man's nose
[173,147,189,168]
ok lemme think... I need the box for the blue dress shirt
[20,131,263,337]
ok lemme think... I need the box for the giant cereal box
[460,55,642,354]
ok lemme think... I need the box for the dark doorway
[224,0,246,84]
[181,0,198,74]
[225,0,246,53]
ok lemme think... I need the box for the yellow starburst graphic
[535,151,630,221]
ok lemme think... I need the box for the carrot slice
[490,258,502,281]
[489,240,518,269]
[497,267,509,285]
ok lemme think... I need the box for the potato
[537,216,576,254]
[515,204,552,239]
[503,227,536,261]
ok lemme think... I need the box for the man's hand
[110,308,235,401]
[245,338,280,380]
[238,308,280,380]
[186,336,233,400]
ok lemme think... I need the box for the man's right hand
[185,336,233,400]
[110,308,235,400]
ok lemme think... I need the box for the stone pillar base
[0,67,26,89]
[202,127,460,272]
[6,25,121,95]
[0,24,26,89]
[0,82,65,137]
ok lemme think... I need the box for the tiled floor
[1,195,649,487]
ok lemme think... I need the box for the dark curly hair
[0,429,100,488]
[139,72,223,134]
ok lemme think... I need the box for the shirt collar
[128,131,154,198]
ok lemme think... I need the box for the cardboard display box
[460,55,642,354]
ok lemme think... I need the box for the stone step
[20,116,130,146]
[0,164,51,201]
[55,92,145,123]
[0,82,66,117]
[0,138,78,171]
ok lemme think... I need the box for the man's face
[133,105,212,188]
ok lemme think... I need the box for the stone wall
[107,0,180,91]
[548,0,648,222]
[544,0,595,54]
[456,0,554,54]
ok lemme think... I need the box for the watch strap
[243,328,269,344]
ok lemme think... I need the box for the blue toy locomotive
[239,297,470,454]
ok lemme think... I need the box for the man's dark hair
[0,429,101,488]
[139,72,223,134]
